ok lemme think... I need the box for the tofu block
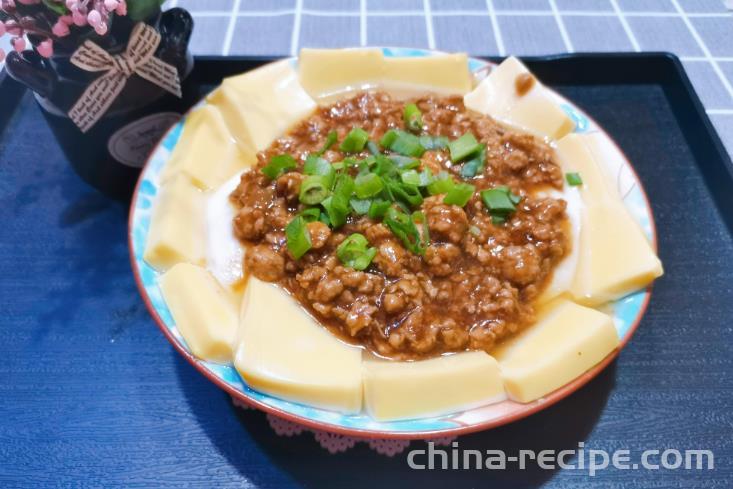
[160,263,240,363]
[556,134,663,305]
[205,171,246,288]
[464,56,575,140]
[362,352,505,421]
[493,299,619,403]
[208,59,316,153]
[383,53,473,94]
[161,105,256,190]
[234,278,363,414]
[144,175,206,271]
[298,48,385,99]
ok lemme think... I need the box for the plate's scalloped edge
[128,48,658,439]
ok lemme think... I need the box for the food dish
[130,48,663,437]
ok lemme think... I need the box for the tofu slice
[464,56,575,140]
[493,299,619,403]
[208,59,316,153]
[160,105,256,191]
[382,53,473,94]
[205,171,245,288]
[362,352,505,421]
[234,278,363,414]
[160,263,240,363]
[298,48,385,100]
[556,134,663,305]
[144,175,206,271]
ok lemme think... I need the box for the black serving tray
[1,54,732,487]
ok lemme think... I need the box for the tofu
[556,134,663,305]
[382,53,473,94]
[362,352,505,421]
[205,171,245,288]
[464,56,575,140]
[493,299,619,403]
[160,263,240,363]
[298,48,385,99]
[208,59,316,153]
[144,175,206,271]
[161,105,256,190]
[234,278,363,414]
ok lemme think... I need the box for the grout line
[548,0,573,53]
[671,0,733,101]
[683,56,733,62]
[185,9,733,18]
[486,0,505,56]
[221,0,241,56]
[290,0,303,56]
[609,0,641,52]
[360,0,367,47]
[423,0,436,50]
[707,109,733,115]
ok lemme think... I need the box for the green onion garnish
[300,207,321,222]
[403,103,423,133]
[340,127,370,153]
[350,198,372,215]
[449,133,481,163]
[481,186,522,225]
[354,172,384,199]
[303,155,336,188]
[383,208,429,255]
[427,171,455,195]
[443,183,476,207]
[386,180,424,208]
[261,154,297,180]
[322,174,355,228]
[566,172,583,186]
[380,129,425,157]
[315,130,338,156]
[336,233,378,271]
[368,199,391,219]
[299,175,330,205]
[285,216,312,259]
[366,140,381,156]
[401,169,433,187]
[460,144,486,178]
[390,155,420,171]
[419,135,449,150]
[374,155,397,176]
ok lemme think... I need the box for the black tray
[1,54,732,487]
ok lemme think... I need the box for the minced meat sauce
[230,91,570,360]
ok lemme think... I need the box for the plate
[128,47,657,439]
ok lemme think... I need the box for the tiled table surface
[161,0,733,158]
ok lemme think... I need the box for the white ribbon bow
[68,22,182,133]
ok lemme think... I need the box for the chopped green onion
[566,172,583,186]
[340,127,370,153]
[460,144,486,178]
[390,155,421,170]
[285,216,312,259]
[354,172,384,198]
[383,208,430,255]
[368,199,392,219]
[427,171,455,195]
[300,207,321,222]
[403,103,423,133]
[494,185,522,205]
[304,155,336,188]
[481,186,522,225]
[336,233,378,271]
[448,133,481,162]
[443,183,475,207]
[386,180,423,208]
[315,130,338,156]
[374,155,397,176]
[261,154,297,180]
[350,198,372,215]
[299,176,330,205]
[380,129,425,157]
[419,135,450,150]
[401,169,433,187]
[322,174,355,228]
[367,140,381,156]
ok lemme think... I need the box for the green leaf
[42,0,69,15]
[128,0,166,22]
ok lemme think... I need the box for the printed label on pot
[108,112,181,168]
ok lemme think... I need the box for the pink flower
[11,36,25,52]
[93,21,107,36]
[104,0,118,10]
[72,10,87,26]
[37,38,53,58]
[52,20,70,37]
[87,9,102,28]
[115,0,126,16]
[0,48,5,63]
[0,21,5,37]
